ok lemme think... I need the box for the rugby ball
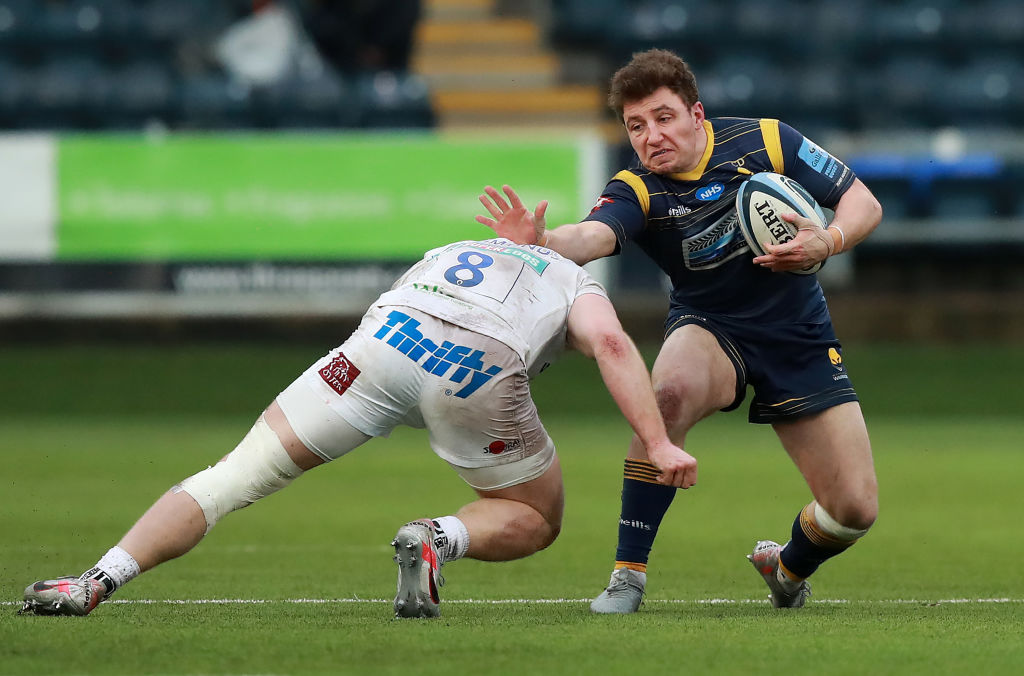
[735,172,827,275]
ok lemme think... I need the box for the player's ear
[690,101,705,125]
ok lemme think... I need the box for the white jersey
[375,238,607,376]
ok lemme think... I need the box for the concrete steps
[413,0,605,130]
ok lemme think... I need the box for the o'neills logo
[319,352,361,396]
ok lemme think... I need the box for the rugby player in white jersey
[20,231,697,619]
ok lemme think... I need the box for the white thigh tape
[178,416,303,533]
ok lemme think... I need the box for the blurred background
[1,0,1022,345]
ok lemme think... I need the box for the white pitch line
[5,598,1023,606]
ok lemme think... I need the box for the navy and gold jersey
[586,117,856,322]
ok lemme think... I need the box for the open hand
[476,185,548,245]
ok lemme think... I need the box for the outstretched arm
[566,293,697,488]
[477,184,617,266]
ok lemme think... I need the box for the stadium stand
[0,0,433,131]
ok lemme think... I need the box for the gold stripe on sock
[800,502,857,550]
[623,459,661,484]
[614,561,647,573]
[778,559,805,583]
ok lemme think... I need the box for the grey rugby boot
[392,521,444,619]
[590,567,646,614]
[747,540,811,608]
[19,577,106,616]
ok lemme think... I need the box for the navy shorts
[664,307,859,424]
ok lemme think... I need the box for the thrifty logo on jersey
[798,138,842,180]
[464,242,549,274]
[592,196,615,210]
[373,310,501,398]
[318,352,361,396]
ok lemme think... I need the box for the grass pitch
[2,343,1023,675]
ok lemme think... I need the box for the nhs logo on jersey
[696,183,725,201]
[373,310,501,398]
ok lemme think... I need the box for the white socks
[81,546,141,596]
[431,515,470,563]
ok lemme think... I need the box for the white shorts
[276,305,555,491]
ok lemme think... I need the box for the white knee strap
[813,502,870,542]
[176,416,303,533]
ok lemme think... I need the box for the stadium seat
[0,58,30,127]
[863,176,916,222]
[0,0,40,54]
[548,0,626,49]
[103,61,176,129]
[946,0,1024,49]
[23,57,113,129]
[927,175,1006,221]
[697,55,794,121]
[355,71,434,129]
[608,0,726,63]
[177,71,257,130]
[937,56,1024,131]
[856,56,948,129]
[256,67,360,129]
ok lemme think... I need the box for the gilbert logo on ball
[735,172,828,275]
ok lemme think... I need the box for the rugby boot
[19,577,106,616]
[748,540,811,608]
[590,567,646,614]
[392,521,444,619]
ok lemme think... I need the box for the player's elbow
[592,329,632,365]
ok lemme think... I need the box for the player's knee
[537,516,562,551]
[815,498,875,541]
[654,383,686,429]
[176,416,304,533]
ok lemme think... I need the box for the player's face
[622,87,706,175]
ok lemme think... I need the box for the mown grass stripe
[6,598,1023,606]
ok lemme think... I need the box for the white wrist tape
[177,415,304,533]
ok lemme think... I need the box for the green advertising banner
[57,134,591,260]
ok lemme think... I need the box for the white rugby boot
[19,577,106,616]
[589,567,646,614]
[392,521,444,619]
[747,540,811,608]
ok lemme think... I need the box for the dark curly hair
[607,49,699,119]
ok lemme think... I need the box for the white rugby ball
[735,172,827,275]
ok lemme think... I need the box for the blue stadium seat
[608,0,726,63]
[857,56,948,129]
[548,0,626,48]
[355,71,434,129]
[0,58,31,127]
[104,61,176,129]
[178,71,257,130]
[256,67,360,129]
[0,0,39,55]
[947,0,1024,49]
[928,176,1005,221]
[697,55,794,121]
[23,57,113,129]
[937,56,1024,131]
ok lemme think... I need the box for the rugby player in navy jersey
[478,49,883,612]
